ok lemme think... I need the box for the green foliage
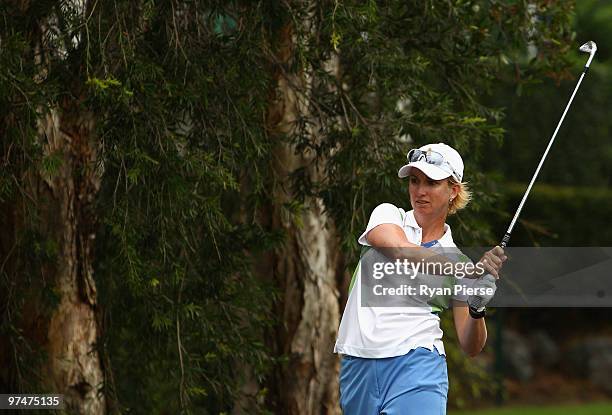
[450,402,612,415]
[483,56,612,189]
[318,1,574,253]
[441,313,494,408]
[494,182,612,246]
[87,1,280,410]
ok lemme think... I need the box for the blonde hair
[448,179,471,215]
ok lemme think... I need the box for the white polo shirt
[334,203,468,358]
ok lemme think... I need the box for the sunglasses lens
[408,149,443,165]
[428,152,443,165]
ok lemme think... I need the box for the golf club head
[579,41,597,54]
[579,41,597,68]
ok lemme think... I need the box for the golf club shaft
[501,57,594,248]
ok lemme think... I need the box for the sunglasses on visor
[407,148,461,181]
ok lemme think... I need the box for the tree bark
[265,12,342,415]
[7,1,109,410]
[33,106,105,414]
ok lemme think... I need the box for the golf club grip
[500,232,511,249]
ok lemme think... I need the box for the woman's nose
[415,184,427,195]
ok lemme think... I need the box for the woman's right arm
[366,223,417,248]
[361,204,477,274]
[365,223,440,262]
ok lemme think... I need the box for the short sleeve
[357,203,405,246]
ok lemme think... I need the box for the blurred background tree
[0,1,584,414]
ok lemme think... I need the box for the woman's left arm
[452,246,505,356]
[452,300,487,357]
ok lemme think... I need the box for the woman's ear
[452,184,460,199]
[449,181,460,199]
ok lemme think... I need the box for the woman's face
[408,168,458,219]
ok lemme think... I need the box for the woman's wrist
[468,305,486,319]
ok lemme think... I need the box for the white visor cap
[398,143,464,182]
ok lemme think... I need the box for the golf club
[500,40,598,249]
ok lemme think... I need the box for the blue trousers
[339,347,448,415]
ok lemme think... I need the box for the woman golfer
[334,143,506,414]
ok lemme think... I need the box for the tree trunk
[33,106,105,414]
[265,13,342,415]
[2,0,109,410]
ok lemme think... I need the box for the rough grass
[449,402,612,415]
